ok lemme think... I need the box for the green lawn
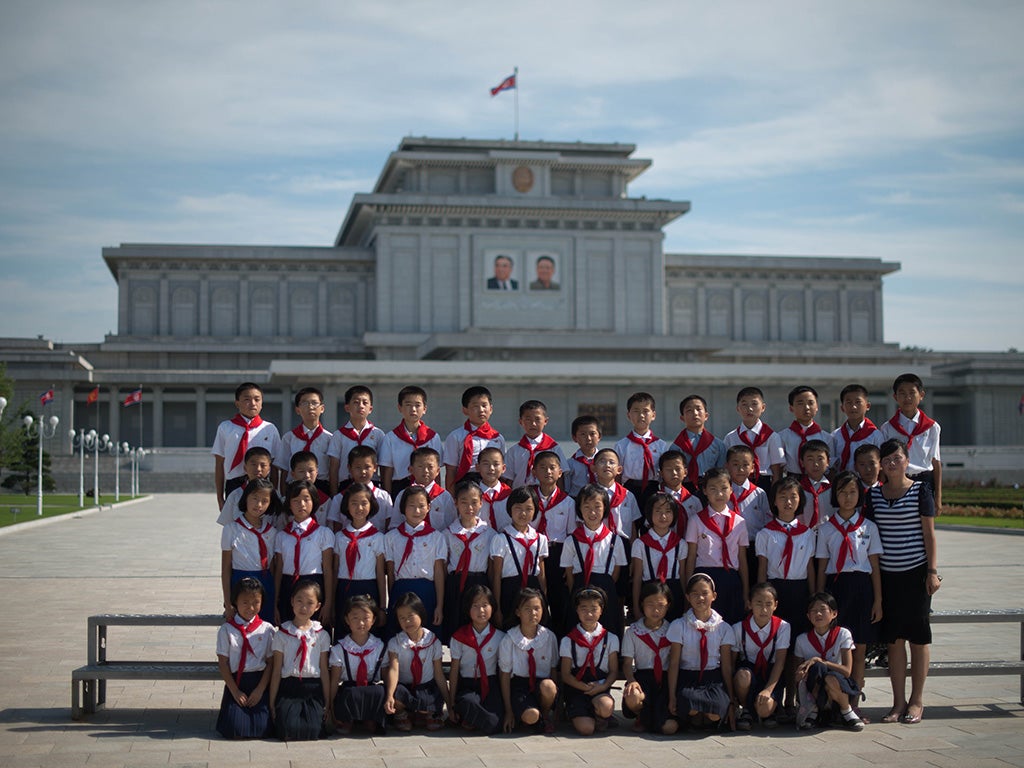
[943,485,1023,509]
[0,493,106,528]
[936,514,1024,530]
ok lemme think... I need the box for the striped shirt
[865,482,934,572]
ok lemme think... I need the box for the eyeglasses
[299,401,323,408]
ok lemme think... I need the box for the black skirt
[769,576,811,636]
[825,570,877,644]
[394,680,444,715]
[216,669,271,739]
[453,674,504,734]
[333,682,387,727]
[880,564,932,645]
[442,569,489,643]
[676,667,730,718]
[621,668,671,732]
[274,676,324,741]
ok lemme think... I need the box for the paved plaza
[0,494,1021,768]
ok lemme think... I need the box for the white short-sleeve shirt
[329,634,386,684]
[450,626,506,678]
[387,629,442,685]
[490,526,549,579]
[217,615,275,673]
[498,626,559,678]
[383,522,447,579]
[272,620,329,678]
[666,610,734,671]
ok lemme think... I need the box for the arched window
[250,286,276,337]
[743,295,766,341]
[131,286,157,335]
[210,286,237,337]
[780,295,802,341]
[170,287,197,337]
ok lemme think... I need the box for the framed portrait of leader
[484,250,522,291]
[527,252,561,292]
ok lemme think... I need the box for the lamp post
[23,413,60,516]
[69,428,89,507]
[0,396,7,418]
[89,430,110,508]
[129,446,146,497]
[105,441,130,502]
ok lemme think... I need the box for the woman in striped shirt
[865,438,941,725]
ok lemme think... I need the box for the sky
[1,1,1022,352]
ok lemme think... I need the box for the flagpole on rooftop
[514,66,519,141]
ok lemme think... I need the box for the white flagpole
[514,66,519,141]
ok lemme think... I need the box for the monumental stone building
[3,137,1022,465]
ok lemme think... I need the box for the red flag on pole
[123,388,143,407]
[39,388,54,406]
[86,387,100,406]
[490,73,516,96]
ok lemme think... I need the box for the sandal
[900,706,924,724]
[880,706,905,724]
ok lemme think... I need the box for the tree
[0,362,18,482]
[0,404,56,495]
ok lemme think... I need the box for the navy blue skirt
[278,573,326,626]
[387,578,437,638]
[394,680,444,715]
[274,676,324,741]
[453,674,503,734]
[334,577,380,641]
[442,569,488,643]
[825,570,877,643]
[622,668,672,731]
[769,576,811,636]
[734,660,783,710]
[701,566,744,625]
[333,682,387,727]
[216,669,271,739]
[500,574,543,631]
[232,569,275,624]
[569,572,623,639]
[676,667,730,718]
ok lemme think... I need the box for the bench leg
[83,678,97,715]
[71,679,81,720]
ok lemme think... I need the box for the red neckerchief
[235,516,272,571]
[838,419,877,469]
[456,420,500,481]
[284,518,320,584]
[229,414,263,470]
[737,422,773,480]
[573,452,597,484]
[807,626,841,660]
[639,531,681,582]
[626,431,658,491]
[517,433,558,479]
[396,521,434,574]
[338,422,375,445]
[830,512,864,572]
[697,625,709,678]
[634,627,670,683]
[788,420,822,448]
[408,633,436,685]
[453,529,482,591]
[511,529,540,588]
[392,421,437,448]
[568,625,607,680]
[673,429,715,484]
[887,410,936,448]
[743,615,782,677]
[292,423,324,453]
[799,476,830,528]
[340,524,378,577]
[279,624,313,679]
[604,482,629,534]
[765,518,810,577]
[347,644,374,686]
[730,483,757,516]
[481,483,511,528]
[228,615,264,685]
[526,646,537,691]
[572,524,612,584]
[412,481,446,502]
[698,507,736,569]
[536,487,568,536]
[452,624,497,698]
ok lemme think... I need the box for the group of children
[213,374,941,740]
